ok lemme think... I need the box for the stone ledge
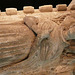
[56,4,67,11]
[6,8,17,15]
[23,6,34,13]
[39,5,53,12]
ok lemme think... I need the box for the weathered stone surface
[6,8,17,15]
[0,1,75,75]
[61,16,75,28]
[68,0,75,10]
[23,6,34,13]
[56,4,67,11]
[55,65,74,73]
[57,70,73,75]
[0,17,35,67]
[39,5,53,12]
[70,4,75,10]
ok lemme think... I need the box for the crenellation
[6,8,17,15]
[56,4,67,11]
[39,5,53,12]
[23,6,34,13]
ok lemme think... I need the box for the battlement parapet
[0,3,74,15]
[69,4,75,10]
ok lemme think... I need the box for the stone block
[0,10,1,15]
[39,5,53,12]
[23,6,34,13]
[6,8,17,15]
[56,4,67,11]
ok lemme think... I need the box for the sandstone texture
[0,0,74,75]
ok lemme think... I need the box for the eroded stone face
[0,17,35,68]
[70,4,75,10]
[68,0,75,10]
[56,4,67,11]
[0,0,74,75]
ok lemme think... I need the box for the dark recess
[0,0,72,11]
